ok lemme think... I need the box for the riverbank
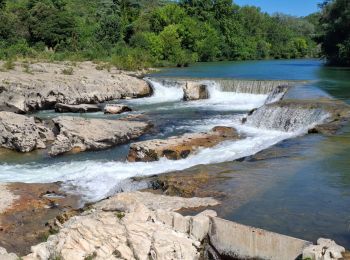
[1,188,348,259]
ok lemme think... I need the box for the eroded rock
[303,238,345,260]
[0,62,151,113]
[183,82,209,101]
[104,104,132,114]
[0,247,18,260]
[54,103,101,113]
[0,112,54,152]
[22,192,219,260]
[127,126,240,162]
[49,117,151,156]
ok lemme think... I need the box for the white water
[127,79,184,104]
[0,122,293,201]
[127,79,268,111]
[0,79,328,202]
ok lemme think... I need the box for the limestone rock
[183,82,209,101]
[104,104,132,114]
[0,247,18,260]
[303,238,345,260]
[0,62,151,113]
[49,116,150,156]
[127,126,240,162]
[23,192,219,260]
[0,112,54,152]
[54,103,101,113]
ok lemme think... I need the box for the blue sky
[234,0,321,17]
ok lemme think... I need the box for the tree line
[0,0,347,69]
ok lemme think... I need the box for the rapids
[0,78,328,202]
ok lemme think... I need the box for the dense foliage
[0,0,318,69]
[317,0,350,66]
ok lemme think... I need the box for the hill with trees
[0,0,319,69]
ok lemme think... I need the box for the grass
[115,212,125,220]
[61,67,74,75]
[22,62,32,74]
[2,59,15,71]
[84,252,97,260]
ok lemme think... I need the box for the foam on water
[0,78,328,202]
[0,126,292,202]
[178,81,268,111]
[128,79,268,111]
[127,79,184,104]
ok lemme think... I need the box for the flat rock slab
[0,112,54,152]
[127,126,240,162]
[54,103,101,113]
[104,104,132,114]
[50,116,151,156]
[0,62,151,113]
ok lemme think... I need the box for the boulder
[183,82,209,101]
[0,62,152,113]
[104,104,132,114]
[54,103,101,113]
[302,238,345,260]
[0,112,54,152]
[127,126,240,162]
[49,116,151,156]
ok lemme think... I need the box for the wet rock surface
[127,126,240,162]
[0,183,80,256]
[50,116,151,156]
[104,104,132,114]
[0,62,151,114]
[183,82,209,101]
[0,112,55,152]
[54,103,101,113]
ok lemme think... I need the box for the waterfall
[214,79,297,94]
[140,78,184,103]
[146,77,296,104]
[264,85,290,104]
[244,105,330,133]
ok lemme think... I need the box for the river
[0,59,350,247]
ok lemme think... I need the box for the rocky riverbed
[1,61,350,259]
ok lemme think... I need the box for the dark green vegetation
[317,0,350,66]
[0,0,319,69]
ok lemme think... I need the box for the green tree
[318,0,350,66]
[27,0,75,48]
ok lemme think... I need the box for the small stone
[104,104,132,114]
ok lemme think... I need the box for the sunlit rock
[127,126,240,162]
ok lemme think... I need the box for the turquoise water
[153,59,350,103]
[152,59,350,247]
